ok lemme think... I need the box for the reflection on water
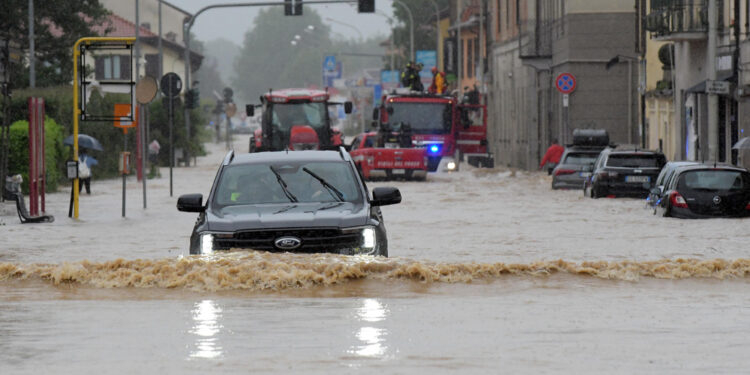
[189,299,223,359]
[349,298,389,358]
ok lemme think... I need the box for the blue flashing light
[429,145,440,154]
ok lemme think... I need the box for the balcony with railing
[645,0,708,40]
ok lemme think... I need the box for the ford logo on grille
[713,196,722,205]
[274,236,302,250]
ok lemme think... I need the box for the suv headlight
[342,226,378,255]
[199,233,214,255]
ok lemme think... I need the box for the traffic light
[358,0,375,13]
[185,88,199,109]
[284,0,302,16]
[212,100,225,115]
[223,87,234,103]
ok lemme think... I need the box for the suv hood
[206,202,369,232]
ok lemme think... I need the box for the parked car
[645,161,700,211]
[177,149,401,256]
[551,129,609,189]
[584,147,667,198]
[655,164,750,218]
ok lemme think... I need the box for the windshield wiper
[269,166,298,203]
[302,167,344,202]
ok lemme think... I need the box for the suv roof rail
[222,150,235,166]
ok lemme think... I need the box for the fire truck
[349,125,428,181]
[372,90,493,172]
[246,88,352,152]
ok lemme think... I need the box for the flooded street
[2,138,750,373]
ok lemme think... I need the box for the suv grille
[214,228,361,253]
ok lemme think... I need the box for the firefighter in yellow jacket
[428,66,447,94]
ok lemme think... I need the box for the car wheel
[591,184,600,199]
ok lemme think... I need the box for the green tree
[232,7,334,101]
[391,0,450,69]
[0,0,110,88]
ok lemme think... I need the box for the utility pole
[136,0,147,209]
[707,0,718,161]
[457,0,462,94]
[158,0,163,81]
[28,0,35,88]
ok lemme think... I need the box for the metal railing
[645,0,708,37]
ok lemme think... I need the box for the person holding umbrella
[63,133,103,195]
[77,149,98,194]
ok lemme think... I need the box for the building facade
[645,0,748,165]
[100,0,201,84]
[488,0,637,169]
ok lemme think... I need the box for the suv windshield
[388,102,452,134]
[213,161,362,206]
[607,154,664,168]
[270,102,327,130]
[563,152,599,165]
[679,170,748,191]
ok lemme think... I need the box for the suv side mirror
[177,194,205,212]
[245,104,255,117]
[344,101,353,114]
[371,187,401,206]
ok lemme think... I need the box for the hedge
[4,86,208,180]
[7,117,66,193]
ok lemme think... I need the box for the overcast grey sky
[168,0,395,45]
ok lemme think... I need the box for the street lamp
[374,10,396,69]
[324,17,363,41]
[393,0,414,62]
[426,0,441,57]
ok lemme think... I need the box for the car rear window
[606,154,662,168]
[563,152,598,165]
[679,170,748,191]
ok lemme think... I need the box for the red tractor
[246,88,352,152]
[373,90,493,171]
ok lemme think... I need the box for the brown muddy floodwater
[2,137,750,373]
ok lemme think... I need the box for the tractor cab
[247,88,352,152]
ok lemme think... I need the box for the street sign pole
[169,94,173,197]
[161,72,182,197]
[555,73,577,144]
[122,132,127,217]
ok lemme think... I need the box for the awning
[447,17,479,31]
[685,72,733,93]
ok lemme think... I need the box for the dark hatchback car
[655,165,750,218]
[645,161,700,211]
[552,129,608,189]
[552,147,603,189]
[177,149,401,256]
[584,147,666,198]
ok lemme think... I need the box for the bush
[7,117,66,193]
[5,86,208,179]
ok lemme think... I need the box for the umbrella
[63,134,103,151]
[732,137,750,150]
